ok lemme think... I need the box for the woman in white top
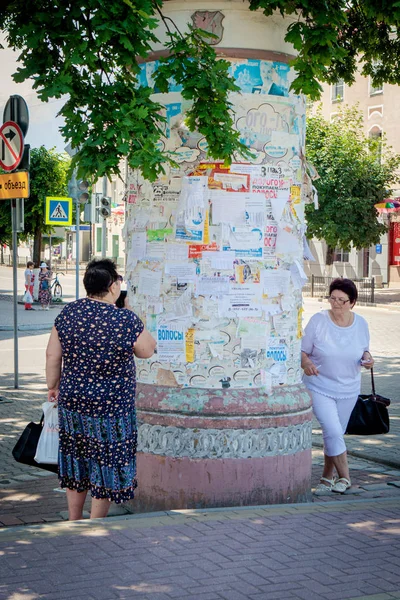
[24,261,35,310]
[301,279,374,494]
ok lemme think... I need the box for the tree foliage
[305,105,400,261]
[0,1,248,182]
[0,147,70,263]
[249,1,400,98]
[1,1,400,182]
[154,25,247,162]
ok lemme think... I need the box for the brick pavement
[1,498,400,600]
[1,297,400,527]
[1,291,400,599]
[1,400,400,527]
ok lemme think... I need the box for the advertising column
[124,1,313,510]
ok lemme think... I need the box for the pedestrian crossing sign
[45,196,72,225]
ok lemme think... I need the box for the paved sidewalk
[1,295,400,527]
[0,294,63,331]
[373,287,400,307]
[1,360,400,528]
[1,498,400,600]
[0,291,400,599]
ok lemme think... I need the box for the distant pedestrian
[24,261,35,310]
[45,258,156,520]
[301,278,374,495]
[38,262,52,310]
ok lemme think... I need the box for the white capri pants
[310,391,358,456]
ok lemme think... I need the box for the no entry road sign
[0,121,24,172]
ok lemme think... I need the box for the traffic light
[100,196,111,218]
[67,172,90,204]
[77,179,90,204]
[94,192,102,223]
[67,172,78,199]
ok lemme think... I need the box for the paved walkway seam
[1,496,399,542]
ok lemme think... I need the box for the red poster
[190,162,250,192]
[391,222,400,265]
[188,242,218,259]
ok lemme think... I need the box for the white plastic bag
[23,291,33,304]
[34,401,59,464]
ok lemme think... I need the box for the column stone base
[131,383,313,512]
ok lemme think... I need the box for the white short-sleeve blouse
[301,310,370,398]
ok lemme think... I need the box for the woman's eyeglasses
[116,275,123,282]
[327,296,350,305]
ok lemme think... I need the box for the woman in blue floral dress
[45,259,156,520]
[39,262,52,310]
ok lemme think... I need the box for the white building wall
[304,237,388,286]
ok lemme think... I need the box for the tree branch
[152,1,183,38]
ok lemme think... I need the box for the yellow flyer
[185,329,195,362]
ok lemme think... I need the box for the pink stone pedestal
[132,384,313,512]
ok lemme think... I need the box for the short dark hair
[83,258,119,298]
[329,278,358,304]
[115,290,127,309]
[27,261,34,268]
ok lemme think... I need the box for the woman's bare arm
[134,329,156,359]
[301,350,319,376]
[46,326,63,400]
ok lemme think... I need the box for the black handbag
[12,415,58,474]
[346,368,390,435]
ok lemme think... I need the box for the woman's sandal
[314,477,335,495]
[331,477,351,494]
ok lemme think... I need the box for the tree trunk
[324,245,335,277]
[33,226,42,267]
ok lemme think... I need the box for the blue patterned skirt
[58,405,138,503]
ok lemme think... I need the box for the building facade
[91,169,127,266]
[307,72,400,286]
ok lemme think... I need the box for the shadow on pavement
[0,371,47,397]
[360,355,400,405]
[0,328,53,342]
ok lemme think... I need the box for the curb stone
[1,496,400,541]
[0,323,54,331]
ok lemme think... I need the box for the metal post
[49,234,52,271]
[75,199,80,299]
[89,222,93,261]
[11,200,19,389]
[102,218,107,258]
[9,95,19,388]
[102,175,107,258]
[311,273,314,297]
[371,277,375,304]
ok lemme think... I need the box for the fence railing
[0,255,30,267]
[0,256,88,270]
[303,275,375,304]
